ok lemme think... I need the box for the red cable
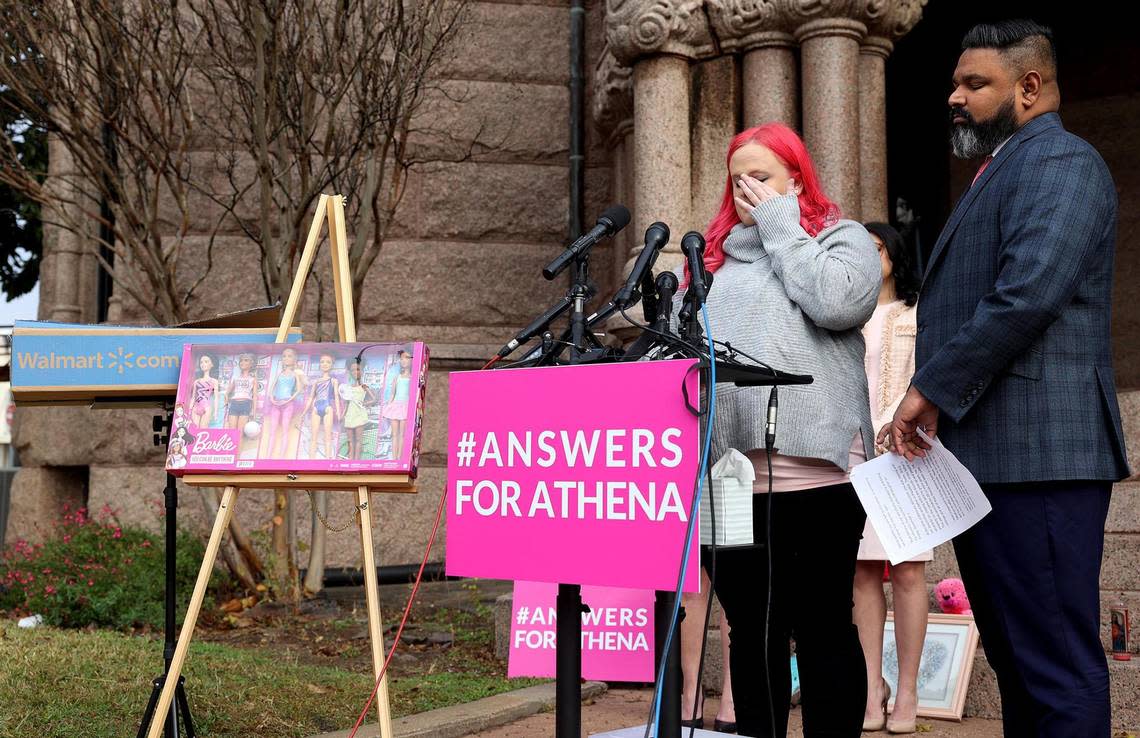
[347,485,448,738]
[348,355,494,734]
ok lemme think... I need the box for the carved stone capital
[605,0,718,66]
[707,0,922,49]
[860,0,926,41]
[592,45,634,143]
[705,1,797,52]
[785,0,865,27]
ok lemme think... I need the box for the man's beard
[950,98,1019,159]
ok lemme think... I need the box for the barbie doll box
[166,341,428,477]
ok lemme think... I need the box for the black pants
[704,483,867,738]
[954,480,1112,738]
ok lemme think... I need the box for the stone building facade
[11,0,616,571]
[8,0,1140,723]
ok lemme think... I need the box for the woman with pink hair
[674,123,880,738]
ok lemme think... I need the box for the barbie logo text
[193,431,237,454]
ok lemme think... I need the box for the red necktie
[972,155,994,186]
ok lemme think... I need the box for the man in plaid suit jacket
[882,20,1130,736]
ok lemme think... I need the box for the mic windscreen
[680,231,705,256]
[681,231,708,301]
[600,204,631,234]
[645,221,670,251]
[656,271,679,292]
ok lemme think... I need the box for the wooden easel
[145,195,410,738]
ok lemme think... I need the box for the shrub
[0,505,205,629]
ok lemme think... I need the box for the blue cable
[648,303,716,737]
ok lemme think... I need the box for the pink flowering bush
[0,505,204,629]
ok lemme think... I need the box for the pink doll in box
[301,352,342,460]
[225,353,259,433]
[190,354,220,428]
[381,348,413,460]
[263,346,307,458]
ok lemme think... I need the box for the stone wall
[9,0,615,571]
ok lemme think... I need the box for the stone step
[1111,657,1140,731]
[495,592,1139,728]
[923,480,1139,581]
[966,649,1140,731]
[1107,480,1140,532]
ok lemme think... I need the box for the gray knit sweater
[673,193,881,470]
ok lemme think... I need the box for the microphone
[677,269,712,341]
[614,222,669,308]
[765,387,779,450]
[680,231,709,303]
[543,204,631,280]
[621,270,681,362]
[584,222,668,328]
[652,271,679,332]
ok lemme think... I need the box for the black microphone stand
[528,254,610,368]
[568,255,591,364]
[556,249,596,738]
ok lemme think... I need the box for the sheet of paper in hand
[850,429,991,565]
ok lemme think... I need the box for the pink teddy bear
[935,577,973,615]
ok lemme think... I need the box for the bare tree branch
[2,0,480,599]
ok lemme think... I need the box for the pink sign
[165,342,428,476]
[445,360,700,592]
[508,581,654,681]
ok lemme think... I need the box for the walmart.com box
[11,320,302,404]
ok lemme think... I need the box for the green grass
[0,625,543,738]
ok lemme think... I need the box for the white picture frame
[882,612,979,721]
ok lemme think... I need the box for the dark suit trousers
[705,483,867,738]
[954,480,1112,738]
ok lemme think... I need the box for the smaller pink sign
[508,581,655,682]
